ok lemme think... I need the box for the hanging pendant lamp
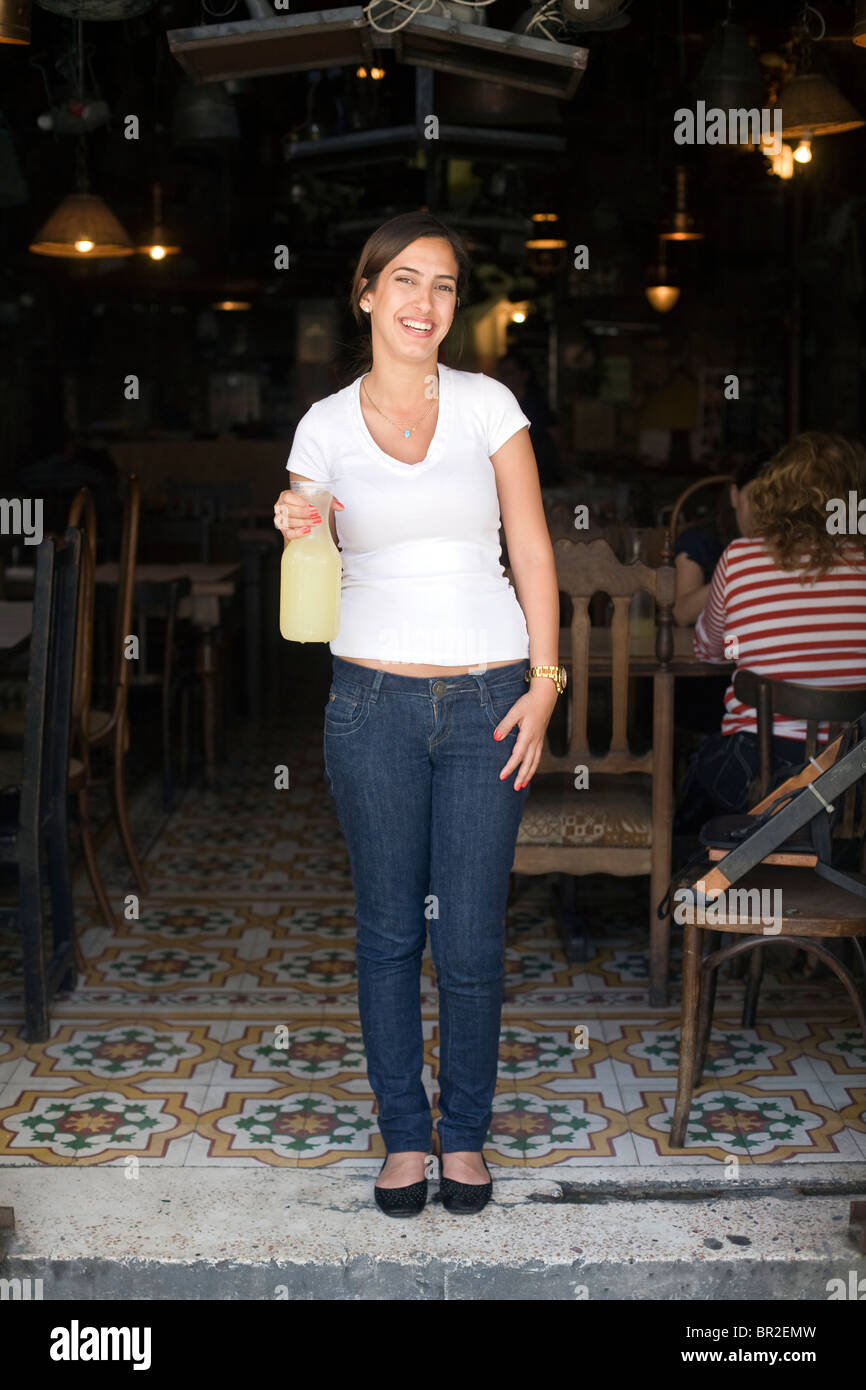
[694,13,763,111]
[30,130,133,258]
[30,191,135,257]
[645,239,680,313]
[777,71,864,138]
[659,165,704,242]
[172,79,240,145]
[855,0,866,46]
[138,181,180,260]
[0,0,29,43]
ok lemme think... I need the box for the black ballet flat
[373,1157,428,1218]
[440,1155,492,1214]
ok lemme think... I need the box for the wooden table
[561,625,734,677]
[95,561,241,786]
[0,602,33,656]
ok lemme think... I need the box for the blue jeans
[676,729,806,833]
[322,655,531,1154]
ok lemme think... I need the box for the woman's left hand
[493,685,559,791]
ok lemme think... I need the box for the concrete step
[1,1166,864,1300]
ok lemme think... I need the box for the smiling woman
[273,210,563,1215]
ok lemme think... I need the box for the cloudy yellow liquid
[279,489,341,643]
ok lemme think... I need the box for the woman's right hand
[274,489,333,541]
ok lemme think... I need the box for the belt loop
[370,669,385,703]
[473,672,488,707]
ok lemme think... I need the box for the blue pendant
[403,429,411,438]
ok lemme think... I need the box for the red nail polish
[493,730,501,741]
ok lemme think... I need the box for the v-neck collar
[352,361,451,474]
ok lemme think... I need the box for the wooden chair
[510,537,676,1004]
[734,669,866,856]
[0,531,82,1040]
[0,489,117,932]
[703,671,866,1028]
[660,473,732,565]
[86,475,147,894]
[670,704,866,1149]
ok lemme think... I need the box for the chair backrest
[18,541,54,839]
[113,475,140,696]
[537,536,675,777]
[734,668,866,838]
[20,530,82,840]
[661,474,732,564]
[66,488,97,742]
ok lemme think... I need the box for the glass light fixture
[659,165,704,242]
[0,0,29,43]
[855,0,866,46]
[138,182,180,260]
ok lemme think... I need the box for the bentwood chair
[87,475,147,894]
[0,531,82,1040]
[509,537,677,1004]
[669,715,866,1149]
[660,473,733,566]
[703,671,866,1031]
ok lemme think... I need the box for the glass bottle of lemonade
[279,482,341,642]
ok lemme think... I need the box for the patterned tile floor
[0,718,864,1173]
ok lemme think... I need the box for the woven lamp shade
[778,72,864,137]
[30,192,135,258]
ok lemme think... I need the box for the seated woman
[678,431,866,826]
[672,454,770,740]
[673,453,769,627]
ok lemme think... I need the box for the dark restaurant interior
[0,0,864,1307]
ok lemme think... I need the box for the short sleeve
[481,374,531,457]
[285,405,331,484]
[675,524,721,584]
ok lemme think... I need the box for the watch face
[560,666,567,690]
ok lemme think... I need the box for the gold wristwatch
[525,665,567,695]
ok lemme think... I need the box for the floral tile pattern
[0,712,861,1173]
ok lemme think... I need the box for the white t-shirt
[285,361,532,666]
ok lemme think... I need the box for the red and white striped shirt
[694,537,866,740]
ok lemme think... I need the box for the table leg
[197,626,217,787]
[241,542,262,722]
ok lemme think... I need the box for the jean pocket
[324,681,371,736]
[482,676,528,732]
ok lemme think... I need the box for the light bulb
[75,238,94,253]
[793,138,812,163]
[149,245,167,260]
[511,311,525,323]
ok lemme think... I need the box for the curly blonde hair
[748,431,866,579]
